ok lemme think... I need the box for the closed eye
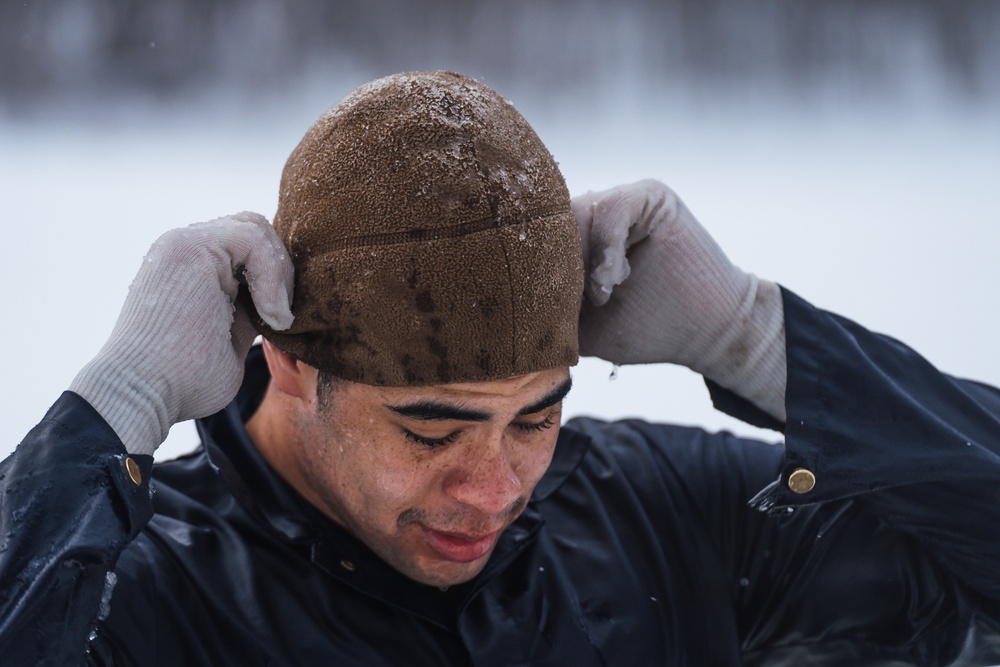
[513,414,557,433]
[403,428,460,448]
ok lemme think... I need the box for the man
[1,71,999,666]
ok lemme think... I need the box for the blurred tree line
[2,0,997,111]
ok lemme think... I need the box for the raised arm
[0,213,294,666]
[574,181,1000,664]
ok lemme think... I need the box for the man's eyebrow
[387,375,573,423]
[388,402,491,422]
[516,376,573,418]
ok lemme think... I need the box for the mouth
[419,526,501,563]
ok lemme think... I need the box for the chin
[406,557,490,588]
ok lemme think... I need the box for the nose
[443,437,523,516]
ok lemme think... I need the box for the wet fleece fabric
[2,289,1000,666]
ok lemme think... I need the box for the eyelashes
[403,430,461,448]
[403,414,557,449]
[515,414,556,433]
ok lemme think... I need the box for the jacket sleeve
[0,392,154,667]
[708,288,1000,664]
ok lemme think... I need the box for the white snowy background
[2,1,999,463]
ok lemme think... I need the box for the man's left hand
[572,179,787,422]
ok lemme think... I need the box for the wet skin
[248,341,572,588]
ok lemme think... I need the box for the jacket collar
[196,346,592,624]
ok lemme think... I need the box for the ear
[261,339,317,400]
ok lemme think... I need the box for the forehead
[357,367,572,411]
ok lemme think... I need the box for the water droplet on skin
[609,365,620,381]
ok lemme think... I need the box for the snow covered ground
[1,78,998,461]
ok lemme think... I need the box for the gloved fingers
[575,179,679,307]
[572,187,622,306]
[570,188,603,274]
[191,213,296,331]
[576,227,671,364]
[578,298,631,362]
[230,305,260,360]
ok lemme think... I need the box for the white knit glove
[70,213,295,455]
[573,180,787,422]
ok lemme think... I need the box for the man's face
[283,366,572,588]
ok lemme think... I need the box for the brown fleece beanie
[254,71,583,386]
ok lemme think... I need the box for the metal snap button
[788,468,816,494]
[124,457,142,486]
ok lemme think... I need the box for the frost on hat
[254,71,583,386]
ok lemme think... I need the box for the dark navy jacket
[2,290,1000,666]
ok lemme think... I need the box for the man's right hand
[70,213,295,455]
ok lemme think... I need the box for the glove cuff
[698,277,787,422]
[69,359,169,456]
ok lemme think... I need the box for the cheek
[511,432,560,485]
[341,427,444,511]
[368,461,435,508]
[297,417,370,495]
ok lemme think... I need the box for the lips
[420,526,501,563]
